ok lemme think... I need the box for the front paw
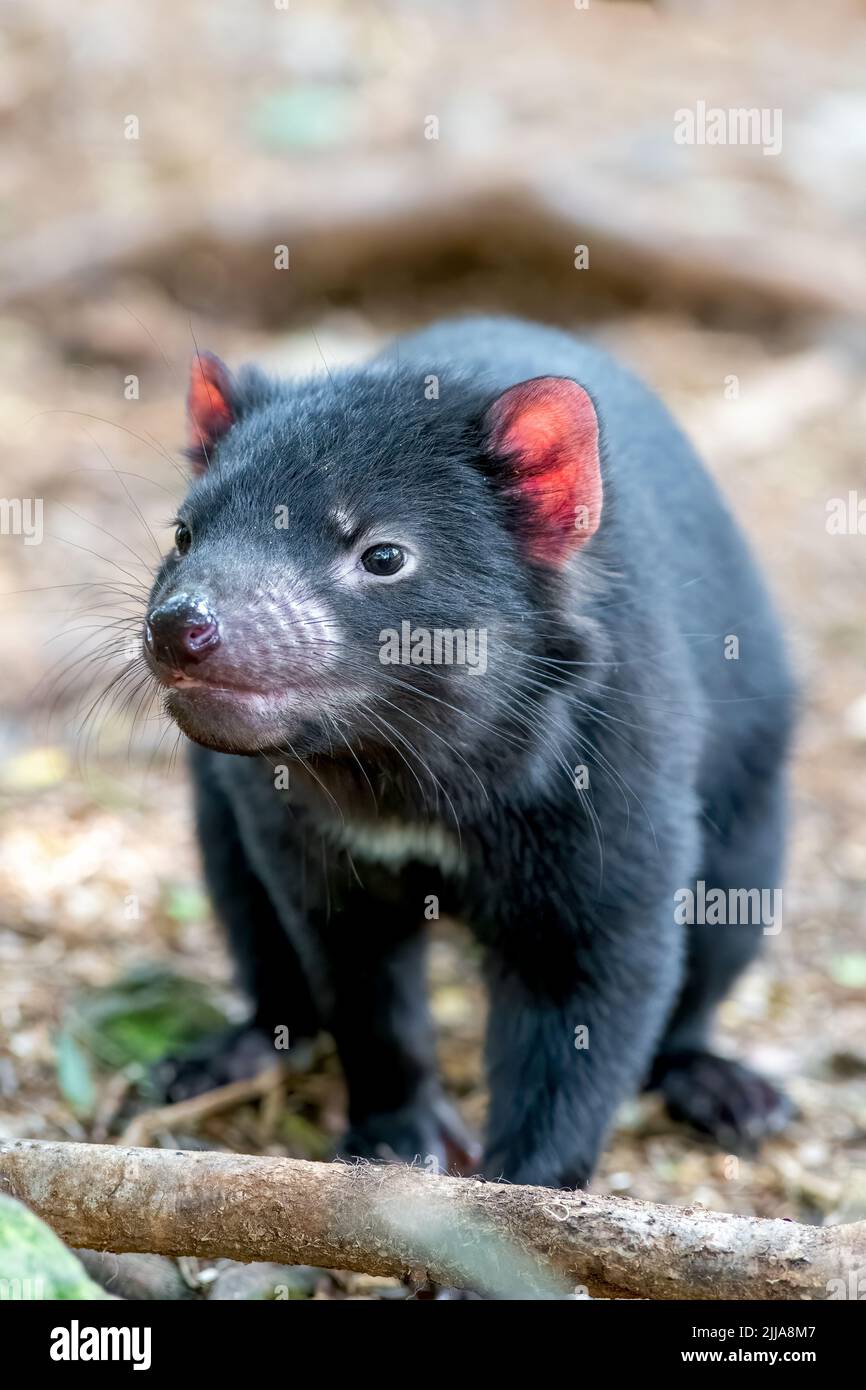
[482,1145,591,1190]
[652,1048,793,1153]
[341,1094,479,1173]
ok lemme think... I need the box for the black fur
[144,317,795,1186]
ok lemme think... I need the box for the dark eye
[174,522,192,555]
[361,543,406,577]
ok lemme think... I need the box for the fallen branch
[5,158,865,322]
[0,1140,863,1300]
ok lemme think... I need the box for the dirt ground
[0,0,864,1298]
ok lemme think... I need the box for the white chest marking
[331,820,465,875]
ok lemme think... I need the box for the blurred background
[1,0,865,1298]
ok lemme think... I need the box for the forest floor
[2,296,865,1298]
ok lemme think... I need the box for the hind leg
[650,770,792,1151]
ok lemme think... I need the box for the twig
[118,1065,287,1147]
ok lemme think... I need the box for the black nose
[145,593,220,668]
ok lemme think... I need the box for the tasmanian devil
[142,316,795,1188]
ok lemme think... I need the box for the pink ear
[484,377,602,565]
[187,353,235,471]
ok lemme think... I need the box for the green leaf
[828,953,866,989]
[162,882,209,924]
[57,966,230,1091]
[277,1111,331,1160]
[0,1195,113,1300]
[55,1029,97,1118]
[248,85,356,151]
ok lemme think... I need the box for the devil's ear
[186,353,236,472]
[483,376,602,566]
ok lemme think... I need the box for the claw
[653,1049,794,1153]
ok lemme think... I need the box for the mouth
[152,666,367,756]
[161,672,286,702]
[160,679,309,755]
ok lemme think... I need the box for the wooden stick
[118,1064,288,1147]
[1,1140,863,1299]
